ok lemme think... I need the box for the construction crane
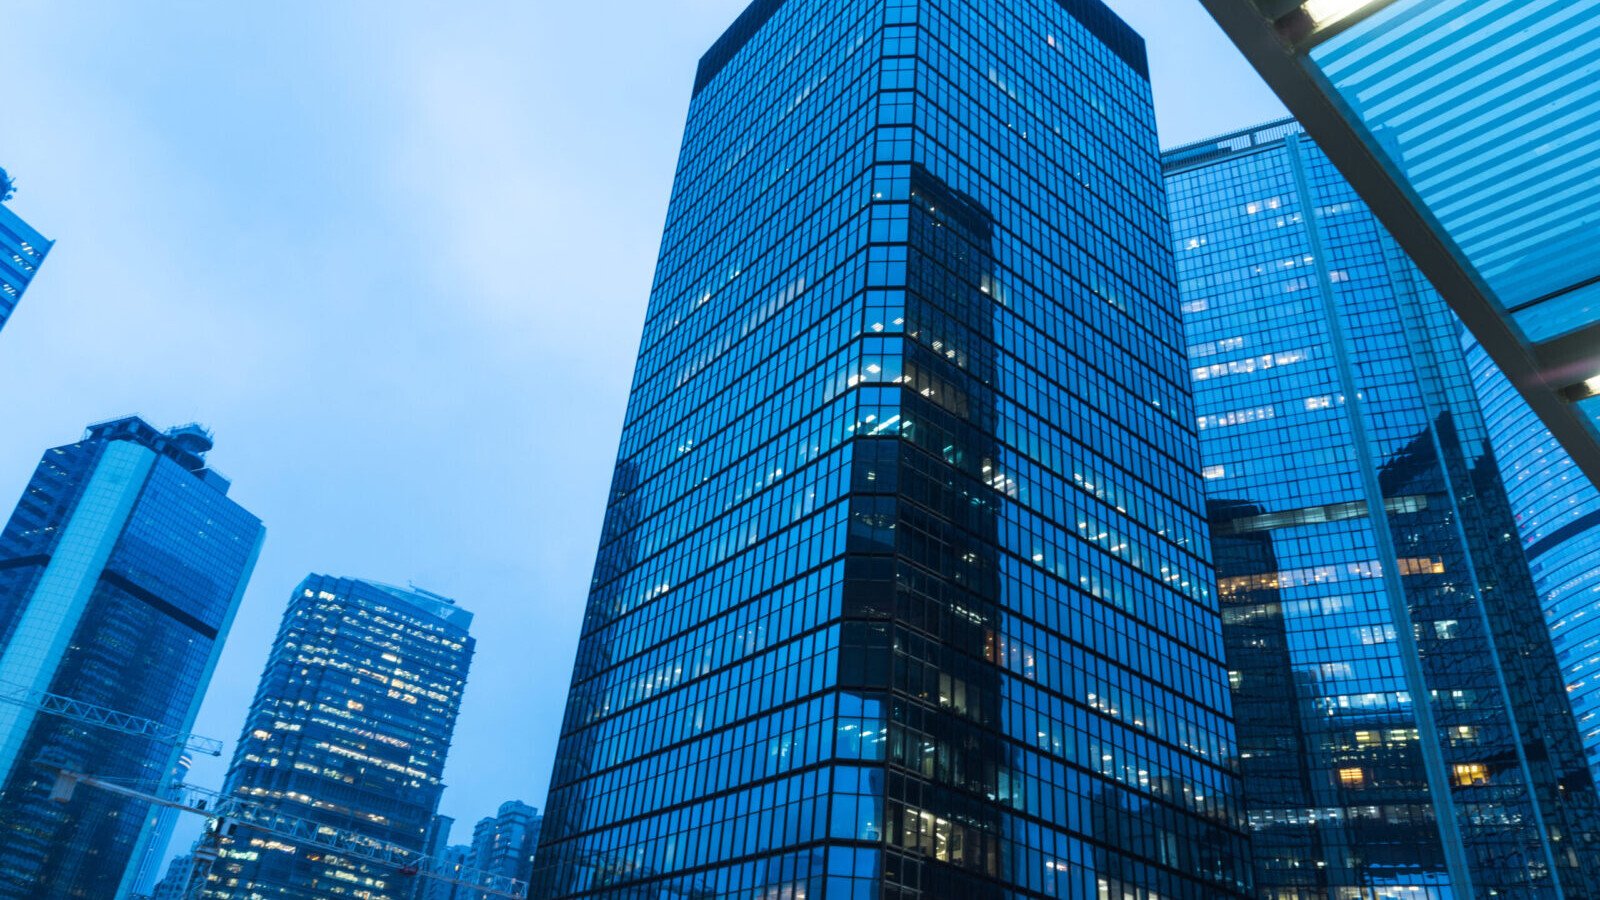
[0,680,223,756]
[48,767,529,899]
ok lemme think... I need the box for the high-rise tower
[0,416,265,899]
[470,801,541,898]
[533,1,1251,898]
[1165,119,1600,899]
[0,167,54,337]
[201,576,474,900]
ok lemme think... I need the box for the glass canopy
[1310,0,1600,342]
[1198,0,1600,489]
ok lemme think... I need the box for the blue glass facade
[533,2,1250,898]
[1166,120,1600,899]
[0,170,53,337]
[0,417,264,900]
[1465,339,1600,780]
[202,576,475,900]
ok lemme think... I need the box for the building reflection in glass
[1167,119,1600,899]
[531,0,1252,898]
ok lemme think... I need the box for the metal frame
[0,680,223,756]
[48,768,528,898]
[1197,0,1600,490]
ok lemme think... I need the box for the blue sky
[0,0,1282,853]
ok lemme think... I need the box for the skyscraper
[1165,119,1600,899]
[0,167,54,337]
[202,576,474,900]
[533,1,1251,898]
[0,416,265,899]
[1466,339,1600,777]
[469,801,541,899]
[150,854,198,900]
[419,846,475,900]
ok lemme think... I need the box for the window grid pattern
[0,204,51,333]
[534,1,1250,899]
[1166,124,1600,900]
[0,421,264,900]
[1464,334,1600,787]
[203,576,475,900]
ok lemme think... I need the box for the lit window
[1338,768,1365,788]
[1454,763,1489,787]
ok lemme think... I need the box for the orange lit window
[1454,763,1489,786]
[1397,557,1447,576]
[1338,768,1365,788]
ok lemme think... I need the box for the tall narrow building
[533,1,1251,898]
[0,168,54,337]
[0,417,265,900]
[1165,119,1600,899]
[202,576,474,900]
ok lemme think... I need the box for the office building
[470,801,541,897]
[201,576,474,900]
[0,167,54,336]
[149,854,198,900]
[0,417,265,899]
[419,846,475,900]
[1165,119,1600,899]
[533,1,1251,898]
[1466,339,1600,776]
[1198,0,1600,490]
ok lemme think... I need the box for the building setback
[201,576,474,900]
[0,167,52,336]
[1165,119,1600,898]
[0,417,265,900]
[533,0,1251,898]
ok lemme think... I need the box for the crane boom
[47,768,528,898]
[0,681,223,756]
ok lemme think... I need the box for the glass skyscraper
[1465,340,1600,779]
[202,575,475,900]
[0,416,265,900]
[534,1,1250,898]
[0,167,54,337]
[1165,119,1600,899]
